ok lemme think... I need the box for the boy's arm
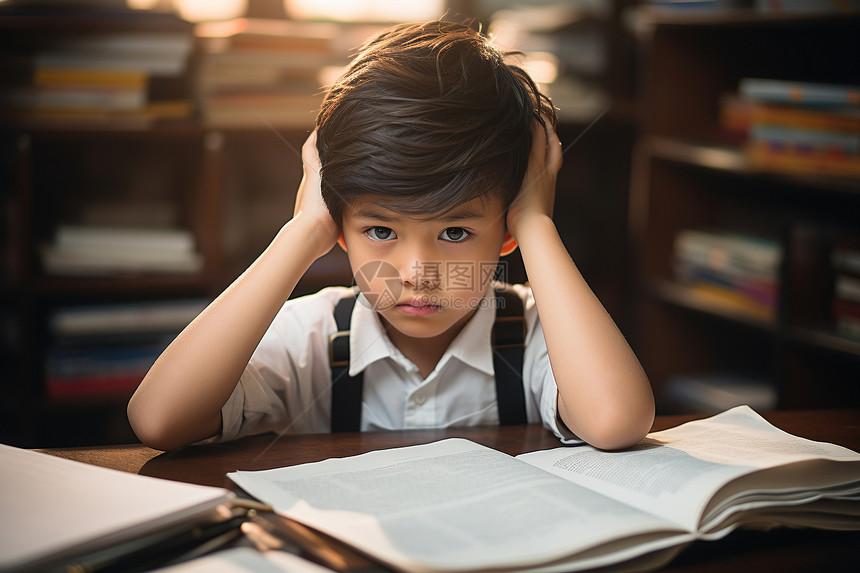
[127,132,340,450]
[507,120,654,451]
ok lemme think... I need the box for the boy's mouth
[396,298,442,316]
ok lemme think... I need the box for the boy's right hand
[294,131,341,254]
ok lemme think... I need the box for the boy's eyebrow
[351,206,484,223]
[351,208,398,222]
[435,209,483,222]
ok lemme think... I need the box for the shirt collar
[348,287,497,377]
[348,293,404,376]
[441,288,496,376]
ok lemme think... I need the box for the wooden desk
[41,410,860,572]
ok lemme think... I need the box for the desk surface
[41,410,860,572]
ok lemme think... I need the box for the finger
[527,117,559,172]
[529,120,547,161]
[302,130,321,173]
[539,117,563,168]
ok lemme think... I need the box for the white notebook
[0,443,233,572]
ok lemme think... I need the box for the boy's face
[340,195,513,342]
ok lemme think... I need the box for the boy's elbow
[593,375,656,450]
[584,414,653,451]
[567,395,655,451]
[595,407,654,451]
[127,397,186,451]
[127,405,164,450]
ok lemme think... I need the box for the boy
[127,21,653,451]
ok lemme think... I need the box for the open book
[229,406,860,573]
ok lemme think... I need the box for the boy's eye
[366,226,396,241]
[440,227,470,242]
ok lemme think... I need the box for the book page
[0,444,233,572]
[229,438,685,573]
[517,406,860,531]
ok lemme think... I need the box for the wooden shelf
[649,280,777,332]
[7,122,207,139]
[786,326,860,358]
[646,137,860,195]
[651,280,860,357]
[35,274,213,296]
[645,137,747,172]
[0,4,192,32]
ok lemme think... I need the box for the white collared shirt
[220,284,581,444]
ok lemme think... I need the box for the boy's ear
[500,232,518,256]
[337,234,347,252]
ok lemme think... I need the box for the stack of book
[41,226,203,276]
[0,4,195,129]
[732,78,860,178]
[488,2,610,123]
[673,229,782,321]
[832,236,860,340]
[45,299,206,398]
[195,18,338,129]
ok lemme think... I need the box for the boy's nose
[399,255,442,290]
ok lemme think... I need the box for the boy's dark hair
[315,20,557,223]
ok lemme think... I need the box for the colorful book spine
[0,8,194,128]
[46,374,146,398]
[730,79,860,178]
[45,299,207,398]
[739,79,860,108]
[45,345,163,398]
[747,141,860,177]
[673,229,782,321]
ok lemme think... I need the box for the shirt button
[414,393,426,405]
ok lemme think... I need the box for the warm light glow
[195,18,250,38]
[126,0,160,9]
[519,52,560,85]
[172,0,247,22]
[318,65,347,89]
[285,0,444,22]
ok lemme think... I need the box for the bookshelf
[2,127,213,446]
[629,11,860,414]
[1,123,361,447]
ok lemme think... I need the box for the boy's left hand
[506,118,563,239]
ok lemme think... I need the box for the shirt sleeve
[219,287,348,441]
[516,284,584,445]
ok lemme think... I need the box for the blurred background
[1,0,858,447]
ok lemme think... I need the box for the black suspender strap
[329,294,364,433]
[492,288,528,426]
